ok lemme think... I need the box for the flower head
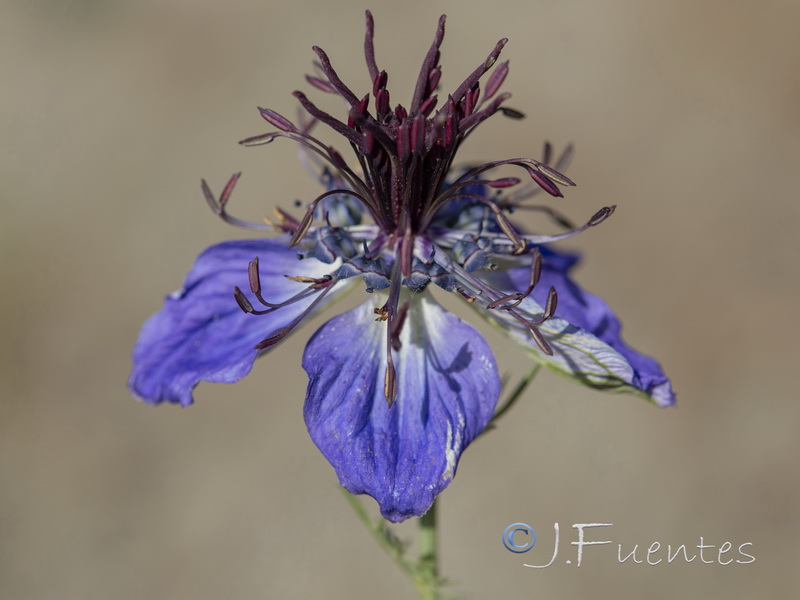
[129,12,674,522]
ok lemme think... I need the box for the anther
[397,121,410,162]
[500,107,525,119]
[528,325,553,355]
[420,95,438,117]
[530,248,542,289]
[327,148,348,170]
[486,177,521,188]
[384,363,398,407]
[376,89,390,117]
[305,75,338,94]
[373,70,388,96]
[486,248,543,311]
[494,211,527,254]
[363,130,376,156]
[233,287,255,314]
[525,166,562,198]
[443,114,456,146]
[289,211,315,247]
[353,94,370,128]
[464,86,478,117]
[485,60,509,99]
[589,205,616,226]
[202,174,272,232]
[535,162,576,187]
[238,133,277,146]
[284,275,323,284]
[218,173,241,209]
[543,287,558,320]
[410,115,425,153]
[257,108,297,132]
[487,292,524,310]
[427,68,441,96]
[248,258,261,295]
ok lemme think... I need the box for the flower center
[201,11,617,405]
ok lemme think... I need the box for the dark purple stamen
[250,277,338,350]
[484,60,509,100]
[217,11,614,403]
[305,74,338,94]
[486,248,542,310]
[233,259,328,316]
[499,107,525,119]
[202,174,271,231]
[258,108,297,132]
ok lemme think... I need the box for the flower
[129,11,674,522]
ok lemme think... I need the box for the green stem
[341,365,540,597]
[484,364,541,434]
[341,490,443,599]
[414,501,439,600]
[340,489,415,577]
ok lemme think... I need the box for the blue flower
[129,12,674,522]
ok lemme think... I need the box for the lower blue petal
[129,238,337,406]
[502,246,675,406]
[303,295,500,522]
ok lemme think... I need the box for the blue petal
[129,239,339,406]
[492,246,675,406]
[303,295,500,522]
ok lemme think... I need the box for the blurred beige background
[2,0,799,598]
